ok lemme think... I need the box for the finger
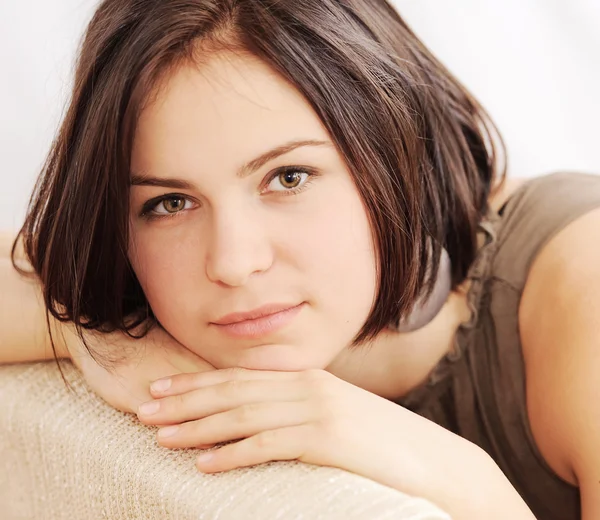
[195,423,313,473]
[149,367,306,397]
[139,378,308,425]
[155,400,313,450]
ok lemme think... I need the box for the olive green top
[397,172,600,520]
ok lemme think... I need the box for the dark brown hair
[12,0,506,371]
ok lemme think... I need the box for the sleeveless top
[395,171,600,520]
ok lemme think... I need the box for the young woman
[2,1,600,518]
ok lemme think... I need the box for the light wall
[1,0,598,231]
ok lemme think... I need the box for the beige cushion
[0,361,450,519]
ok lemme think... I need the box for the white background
[1,0,598,231]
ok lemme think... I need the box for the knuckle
[227,366,247,379]
[172,392,188,409]
[255,429,277,449]
[221,379,243,398]
[236,403,260,424]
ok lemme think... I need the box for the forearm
[0,233,70,363]
[419,435,535,519]
[382,411,536,519]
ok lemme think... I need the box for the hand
[136,367,435,492]
[65,324,216,414]
[136,370,537,518]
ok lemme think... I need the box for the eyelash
[139,166,319,221]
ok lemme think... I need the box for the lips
[211,303,300,325]
[210,302,305,339]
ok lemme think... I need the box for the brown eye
[140,194,194,220]
[279,170,303,189]
[162,197,186,213]
[267,168,312,193]
[263,167,316,195]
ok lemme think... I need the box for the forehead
[132,52,331,167]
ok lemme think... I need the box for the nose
[205,205,273,287]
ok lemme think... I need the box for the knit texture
[0,361,448,520]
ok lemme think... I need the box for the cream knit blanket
[0,361,450,519]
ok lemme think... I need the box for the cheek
[296,185,378,324]
[128,230,204,317]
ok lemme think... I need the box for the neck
[326,282,471,400]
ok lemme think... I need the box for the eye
[141,194,195,219]
[266,167,313,193]
[154,196,193,214]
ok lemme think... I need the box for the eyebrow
[130,138,332,189]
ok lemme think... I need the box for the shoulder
[519,206,600,487]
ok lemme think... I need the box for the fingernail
[158,425,179,438]
[138,400,160,415]
[197,452,214,463]
[151,378,172,393]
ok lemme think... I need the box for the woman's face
[129,51,377,371]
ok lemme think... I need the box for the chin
[226,343,328,372]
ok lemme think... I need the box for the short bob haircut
[13,0,505,368]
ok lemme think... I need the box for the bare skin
[0,177,524,405]
[7,50,600,517]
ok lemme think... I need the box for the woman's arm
[2,230,215,412]
[0,231,70,364]
[2,239,216,411]
[520,207,600,519]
